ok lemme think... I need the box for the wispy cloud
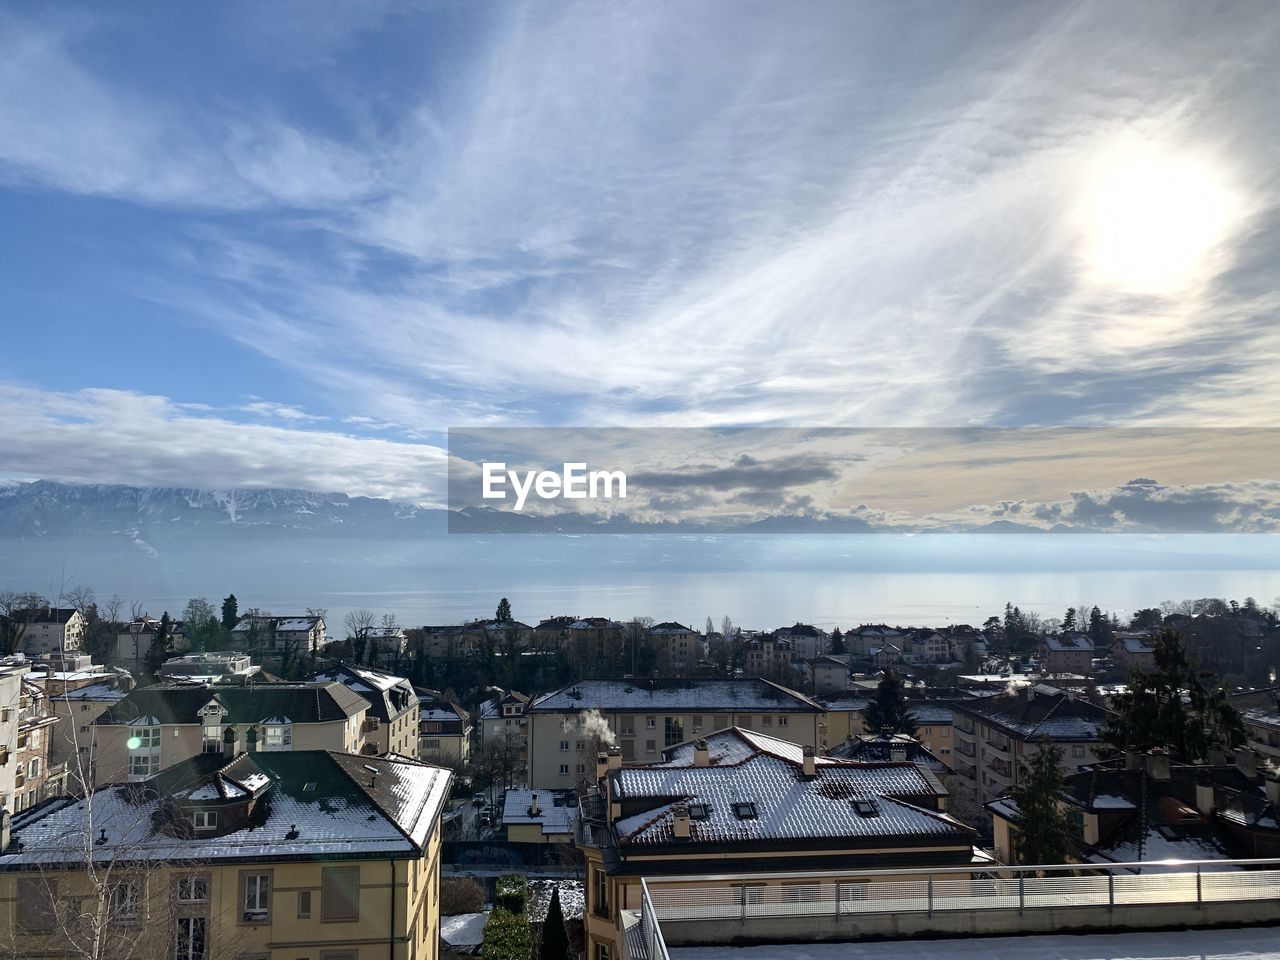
[3,1,1280,442]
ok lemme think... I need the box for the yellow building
[501,788,577,843]
[578,728,977,960]
[86,681,372,787]
[0,749,451,960]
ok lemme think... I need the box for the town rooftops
[309,663,416,720]
[0,751,451,868]
[829,732,951,772]
[528,678,823,714]
[650,622,695,634]
[501,789,578,835]
[478,689,530,720]
[1041,632,1095,652]
[11,606,79,624]
[606,727,971,853]
[950,685,1112,741]
[95,681,368,726]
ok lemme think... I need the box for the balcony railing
[637,879,671,960]
[633,858,1280,940]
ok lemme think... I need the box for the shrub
[539,886,571,960]
[482,907,532,960]
[440,876,486,916]
[494,873,528,914]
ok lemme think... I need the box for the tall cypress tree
[864,671,917,735]
[145,611,173,676]
[540,886,570,960]
[1011,739,1068,866]
[221,594,239,631]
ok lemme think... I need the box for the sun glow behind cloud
[1076,139,1245,296]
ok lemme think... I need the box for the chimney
[693,739,710,767]
[528,793,541,817]
[595,752,610,781]
[1236,749,1258,780]
[222,726,238,759]
[672,802,691,840]
[1266,771,1280,807]
[1146,751,1170,781]
[1195,770,1215,816]
[1124,750,1141,771]
[0,809,9,854]
[802,745,816,779]
[606,746,622,772]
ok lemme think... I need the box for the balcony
[623,859,1280,958]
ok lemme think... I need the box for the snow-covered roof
[608,727,969,848]
[950,688,1111,742]
[502,789,578,834]
[51,682,127,703]
[529,678,823,714]
[2,751,451,866]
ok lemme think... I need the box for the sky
[2,1,1279,506]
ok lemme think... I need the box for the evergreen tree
[539,886,570,960]
[1087,605,1110,646]
[864,671,917,735]
[145,611,173,676]
[830,627,845,655]
[1062,607,1077,631]
[495,597,513,622]
[1103,629,1244,762]
[221,594,238,631]
[1011,739,1068,866]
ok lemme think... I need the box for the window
[559,764,569,775]
[664,716,684,747]
[264,724,293,750]
[321,866,359,922]
[594,943,612,960]
[109,878,142,922]
[28,757,40,779]
[1072,745,1086,759]
[620,715,635,736]
[732,801,757,820]
[645,739,656,754]
[129,753,160,778]
[296,889,313,919]
[576,740,585,752]
[761,716,773,727]
[559,740,570,751]
[174,917,207,960]
[645,716,656,729]
[176,875,209,903]
[688,803,710,820]
[592,867,610,918]
[192,810,218,830]
[241,873,271,922]
[18,878,56,932]
[576,763,586,774]
[852,798,880,817]
[423,738,440,749]
[777,716,788,727]
[202,725,221,754]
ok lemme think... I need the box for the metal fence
[640,858,1280,927]
[638,879,672,960]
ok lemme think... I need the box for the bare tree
[0,590,49,655]
[64,585,96,617]
[344,609,376,663]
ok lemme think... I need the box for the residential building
[739,633,793,680]
[578,727,976,960]
[309,663,420,757]
[0,750,451,960]
[903,630,951,664]
[1037,631,1095,675]
[47,679,129,793]
[525,678,825,788]
[1112,632,1158,673]
[648,622,702,673]
[85,681,370,786]
[156,651,260,683]
[9,678,63,812]
[846,625,905,657]
[989,750,1280,866]
[501,788,578,843]
[773,623,829,661]
[478,688,530,746]
[950,685,1113,803]
[828,731,951,773]
[804,655,849,695]
[0,662,28,811]
[871,642,904,667]
[113,615,189,667]
[12,608,85,662]
[418,694,472,766]
[907,700,958,765]
[231,614,326,657]
[563,618,624,674]
[815,692,869,748]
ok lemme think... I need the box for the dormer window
[852,798,880,818]
[192,811,218,831]
[688,803,710,820]
[732,802,757,820]
[262,720,293,751]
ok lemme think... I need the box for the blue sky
[1,1,1278,504]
